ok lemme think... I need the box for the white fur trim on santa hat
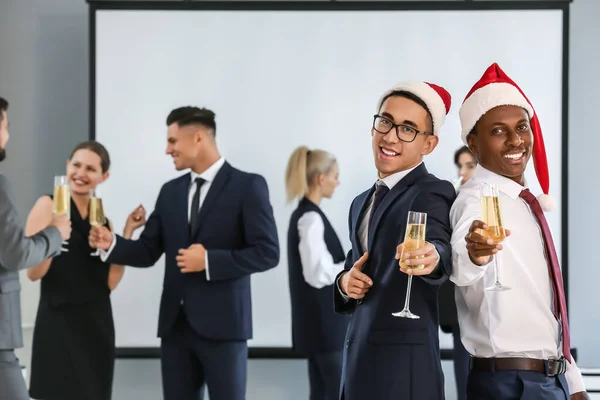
[537,193,556,212]
[377,81,447,136]
[459,82,535,144]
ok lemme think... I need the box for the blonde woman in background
[285,146,349,400]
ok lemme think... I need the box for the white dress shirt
[297,211,345,289]
[449,164,585,394]
[101,157,226,281]
[337,162,425,300]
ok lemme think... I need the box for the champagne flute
[53,175,70,252]
[89,189,106,256]
[480,183,510,291]
[392,211,427,319]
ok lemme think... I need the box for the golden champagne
[53,185,70,216]
[399,223,426,270]
[89,197,105,226]
[480,195,506,244]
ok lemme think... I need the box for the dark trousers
[452,323,470,400]
[307,350,343,400]
[160,309,247,400]
[467,369,569,400]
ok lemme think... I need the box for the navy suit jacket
[334,163,456,400]
[106,162,279,341]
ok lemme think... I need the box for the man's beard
[0,148,5,162]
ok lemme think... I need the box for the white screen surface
[95,9,563,348]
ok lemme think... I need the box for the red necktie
[519,189,571,363]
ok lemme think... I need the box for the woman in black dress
[24,140,145,400]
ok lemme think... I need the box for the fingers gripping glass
[392,211,427,319]
[480,183,510,291]
[373,115,433,143]
[53,176,70,252]
[89,189,106,256]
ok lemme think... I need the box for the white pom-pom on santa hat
[459,63,555,212]
[537,193,556,212]
[377,81,452,136]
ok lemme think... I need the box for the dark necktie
[189,177,205,235]
[519,189,571,362]
[368,181,390,233]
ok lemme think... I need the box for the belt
[470,357,567,376]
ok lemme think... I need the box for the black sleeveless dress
[29,196,115,400]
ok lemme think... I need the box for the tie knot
[194,177,205,186]
[375,181,389,195]
[519,188,536,204]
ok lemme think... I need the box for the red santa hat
[459,63,555,212]
[377,81,452,136]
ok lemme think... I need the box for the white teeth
[381,148,398,156]
[504,152,524,160]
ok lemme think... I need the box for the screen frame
[87,0,572,360]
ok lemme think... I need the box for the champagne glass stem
[493,255,500,286]
[485,251,510,291]
[392,274,420,319]
[403,275,414,311]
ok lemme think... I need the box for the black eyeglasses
[372,115,433,143]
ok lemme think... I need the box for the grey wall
[569,0,600,367]
[0,0,88,326]
[0,0,599,366]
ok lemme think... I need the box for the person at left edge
[89,106,280,400]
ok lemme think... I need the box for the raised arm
[449,188,493,287]
[0,175,66,271]
[25,195,55,281]
[107,205,147,289]
[408,181,456,285]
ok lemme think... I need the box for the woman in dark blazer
[285,146,349,400]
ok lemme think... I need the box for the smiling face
[66,148,109,195]
[165,123,206,171]
[467,105,532,185]
[371,95,438,178]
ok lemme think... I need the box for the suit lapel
[191,162,232,239]
[353,188,373,254]
[176,174,192,243]
[367,163,428,252]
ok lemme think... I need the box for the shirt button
[345,340,350,348]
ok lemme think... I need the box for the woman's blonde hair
[285,146,337,202]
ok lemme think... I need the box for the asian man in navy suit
[89,107,279,400]
[334,81,456,400]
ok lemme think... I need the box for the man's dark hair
[454,145,475,167]
[379,90,434,133]
[70,140,111,173]
[0,97,9,123]
[166,106,217,137]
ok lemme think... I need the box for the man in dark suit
[89,106,279,400]
[334,82,456,399]
[0,96,72,399]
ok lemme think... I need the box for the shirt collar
[473,164,527,199]
[190,157,225,185]
[378,161,422,190]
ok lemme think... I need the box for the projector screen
[93,7,564,350]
